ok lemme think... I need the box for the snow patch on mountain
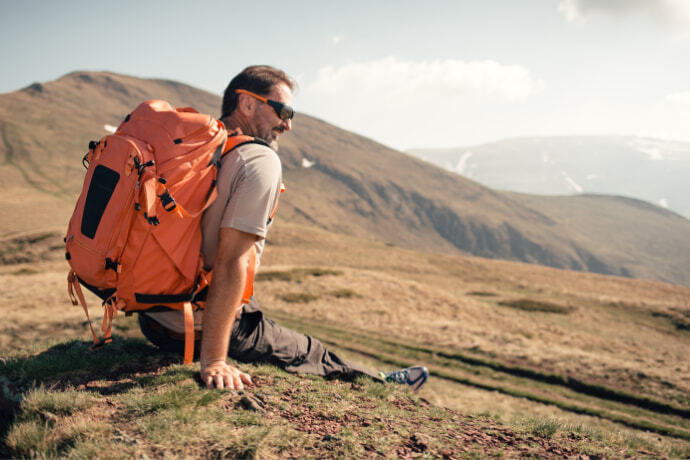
[659,198,669,208]
[454,150,473,175]
[561,171,583,193]
[302,158,315,168]
[628,137,690,161]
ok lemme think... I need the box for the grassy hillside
[1,221,689,457]
[1,71,689,284]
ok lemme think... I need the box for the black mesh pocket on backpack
[81,165,120,239]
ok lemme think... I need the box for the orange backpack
[66,100,260,363]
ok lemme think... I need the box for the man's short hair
[221,65,295,119]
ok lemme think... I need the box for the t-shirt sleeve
[220,147,282,238]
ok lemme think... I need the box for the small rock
[410,433,429,451]
[238,395,266,413]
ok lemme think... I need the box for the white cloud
[558,0,690,26]
[331,35,343,45]
[666,90,690,105]
[298,57,540,149]
[307,57,538,103]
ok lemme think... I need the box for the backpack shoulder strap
[222,129,270,156]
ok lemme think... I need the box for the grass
[4,335,686,458]
[497,298,575,314]
[467,291,498,297]
[11,268,38,276]
[6,340,619,459]
[265,309,690,440]
[329,288,361,298]
[1,229,689,457]
[256,267,342,283]
[279,292,320,303]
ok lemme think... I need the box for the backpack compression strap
[178,131,265,365]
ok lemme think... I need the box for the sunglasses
[235,89,295,120]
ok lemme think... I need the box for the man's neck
[220,114,251,136]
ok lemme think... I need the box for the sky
[1,0,689,150]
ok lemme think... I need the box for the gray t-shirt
[145,142,282,332]
[201,142,282,270]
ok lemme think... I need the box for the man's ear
[236,93,256,117]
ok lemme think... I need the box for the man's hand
[201,360,253,390]
[200,227,257,390]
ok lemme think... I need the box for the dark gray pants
[138,298,380,381]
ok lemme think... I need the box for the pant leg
[229,298,381,381]
[138,298,381,381]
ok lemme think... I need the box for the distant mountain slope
[1,71,689,285]
[409,137,690,220]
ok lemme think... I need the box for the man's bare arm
[200,227,257,389]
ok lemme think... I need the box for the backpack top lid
[117,100,224,164]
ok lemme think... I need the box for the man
[139,66,428,391]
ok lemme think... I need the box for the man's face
[249,83,293,150]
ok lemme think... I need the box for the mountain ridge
[1,71,689,285]
[409,136,690,220]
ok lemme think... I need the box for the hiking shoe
[380,366,429,391]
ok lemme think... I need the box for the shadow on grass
[0,337,182,446]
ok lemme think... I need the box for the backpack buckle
[159,190,177,212]
[105,258,121,272]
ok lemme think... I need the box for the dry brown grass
[1,221,689,452]
[260,222,690,408]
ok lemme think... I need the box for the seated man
[139,65,428,392]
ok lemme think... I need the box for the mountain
[2,71,690,285]
[409,136,690,220]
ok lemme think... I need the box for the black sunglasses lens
[268,100,294,120]
[280,105,294,120]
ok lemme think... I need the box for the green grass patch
[329,288,361,299]
[279,292,320,303]
[256,267,342,283]
[498,298,574,314]
[652,310,690,331]
[0,338,166,383]
[11,267,39,276]
[467,291,498,297]
[19,387,95,418]
[517,416,562,438]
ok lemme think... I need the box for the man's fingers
[233,373,243,391]
[201,364,252,391]
[214,373,225,390]
[224,373,240,390]
[240,372,253,386]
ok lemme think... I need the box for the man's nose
[281,118,291,132]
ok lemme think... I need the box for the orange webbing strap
[241,246,256,305]
[101,297,124,345]
[183,302,195,365]
[67,271,101,348]
[141,174,159,223]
